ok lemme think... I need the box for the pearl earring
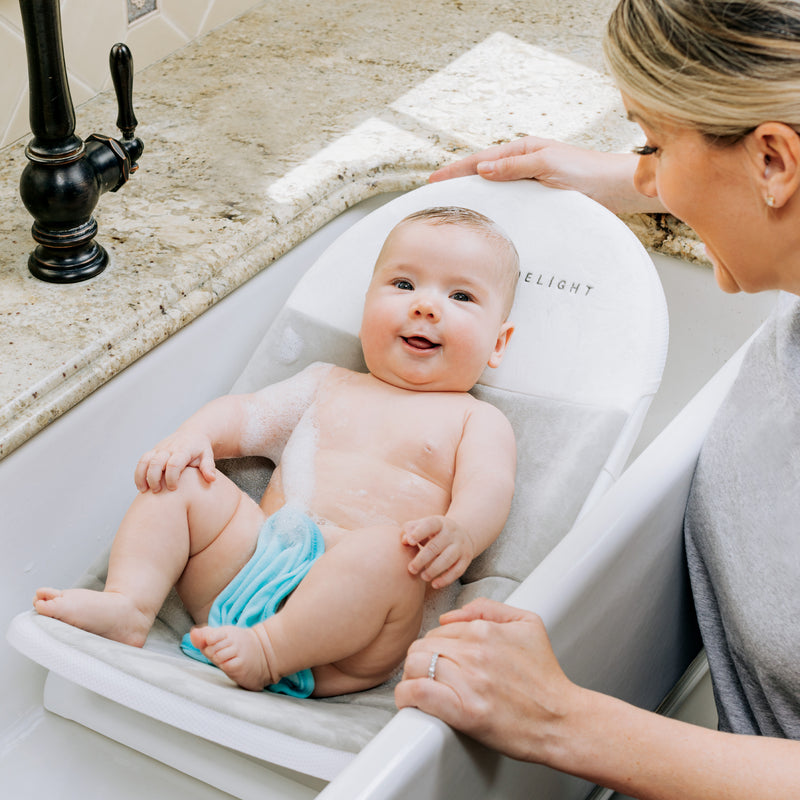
[766,195,776,208]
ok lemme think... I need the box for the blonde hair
[604,0,800,141]
[396,206,520,316]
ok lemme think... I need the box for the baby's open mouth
[402,336,440,351]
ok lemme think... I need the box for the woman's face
[625,97,784,294]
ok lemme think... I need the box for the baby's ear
[487,322,514,368]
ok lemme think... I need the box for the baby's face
[360,220,513,392]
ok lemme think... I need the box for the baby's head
[360,206,519,392]
[394,207,520,316]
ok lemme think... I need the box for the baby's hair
[398,206,520,315]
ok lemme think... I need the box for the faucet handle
[110,43,138,140]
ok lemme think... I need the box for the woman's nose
[633,154,658,199]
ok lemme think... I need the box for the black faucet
[18,0,144,283]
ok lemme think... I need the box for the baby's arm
[403,402,516,588]
[135,363,331,492]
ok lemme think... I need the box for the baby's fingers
[422,549,470,589]
[410,536,466,586]
[134,454,149,491]
[135,450,163,492]
[135,448,182,493]
[144,451,171,492]
[408,532,447,574]
[197,448,217,484]
[163,451,192,491]
[401,516,442,548]
[164,447,215,489]
[431,560,469,589]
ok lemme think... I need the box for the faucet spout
[18,0,144,283]
[21,0,82,162]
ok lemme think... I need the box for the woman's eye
[393,279,413,290]
[632,143,658,156]
[451,291,473,302]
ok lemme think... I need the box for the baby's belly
[307,450,450,532]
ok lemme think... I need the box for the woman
[394,1,800,797]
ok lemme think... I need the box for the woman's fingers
[439,596,534,625]
[396,643,483,730]
[396,602,579,761]
[429,137,551,183]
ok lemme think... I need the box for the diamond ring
[428,652,440,681]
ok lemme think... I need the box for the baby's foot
[33,587,151,647]
[189,624,277,691]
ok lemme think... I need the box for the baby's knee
[173,465,213,493]
[177,466,249,515]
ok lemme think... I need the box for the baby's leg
[34,468,265,646]
[190,525,426,694]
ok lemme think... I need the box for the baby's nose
[411,295,440,320]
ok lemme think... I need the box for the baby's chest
[315,393,464,469]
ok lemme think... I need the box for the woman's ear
[487,322,514,368]
[748,122,800,209]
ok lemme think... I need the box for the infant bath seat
[8,176,668,799]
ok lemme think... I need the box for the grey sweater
[685,294,800,738]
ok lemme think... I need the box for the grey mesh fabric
[685,294,800,738]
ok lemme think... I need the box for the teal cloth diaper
[180,505,325,697]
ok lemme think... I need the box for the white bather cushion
[8,177,667,781]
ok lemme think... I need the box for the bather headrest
[234,176,666,411]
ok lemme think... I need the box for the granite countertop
[0,0,705,461]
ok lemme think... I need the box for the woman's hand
[395,597,582,762]
[397,599,800,800]
[430,135,665,215]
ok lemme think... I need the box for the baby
[34,206,519,698]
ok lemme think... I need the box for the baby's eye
[451,291,473,303]
[393,279,414,291]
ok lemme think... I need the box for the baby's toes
[189,625,232,657]
[33,587,62,606]
[189,625,214,650]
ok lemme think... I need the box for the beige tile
[61,0,128,91]
[0,20,26,143]
[160,0,213,40]
[0,0,22,29]
[0,88,28,149]
[125,13,189,73]
[200,0,261,36]
[68,72,99,110]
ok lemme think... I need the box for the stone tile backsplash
[0,0,261,149]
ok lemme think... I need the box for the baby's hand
[134,430,216,493]
[401,516,476,589]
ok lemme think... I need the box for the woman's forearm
[429,137,668,215]
[397,601,800,800]
[556,688,800,800]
